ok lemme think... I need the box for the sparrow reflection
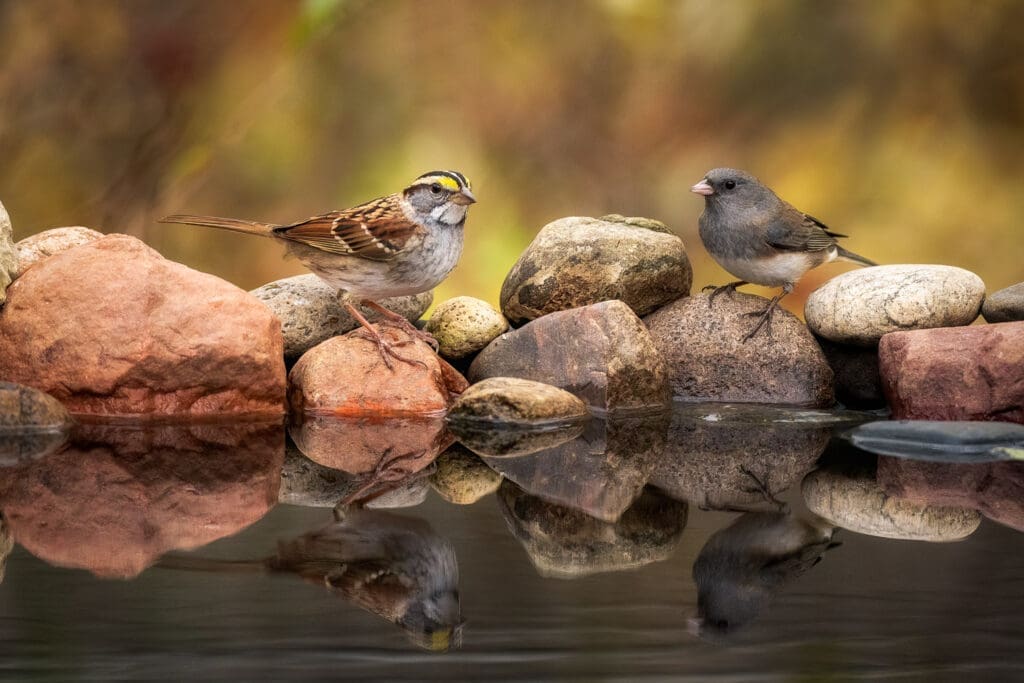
[690,511,839,639]
[160,508,462,651]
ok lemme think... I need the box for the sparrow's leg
[361,300,439,351]
[741,283,793,342]
[334,448,433,511]
[344,302,426,370]
[703,280,748,306]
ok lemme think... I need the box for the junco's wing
[764,203,845,253]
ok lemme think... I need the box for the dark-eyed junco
[691,168,876,341]
[689,511,840,639]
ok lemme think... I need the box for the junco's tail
[159,214,278,237]
[835,246,876,268]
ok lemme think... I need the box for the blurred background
[1,0,1022,313]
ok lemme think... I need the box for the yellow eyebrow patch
[425,175,461,191]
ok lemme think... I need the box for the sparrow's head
[404,170,476,226]
[690,168,773,210]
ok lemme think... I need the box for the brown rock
[500,215,692,326]
[468,300,670,414]
[0,201,14,306]
[479,416,667,522]
[449,377,589,424]
[644,292,834,406]
[879,322,1024,423]
[288,414,452,476]
[0,421,283,578]
[650,409,830,510]
[878,457,1024,532]
[0,235,286,417]
[498,483,688,578]
[14,226,104,277]
[289,326,467,417]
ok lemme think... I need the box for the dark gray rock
[643,292,834,407]
[844,419,1024,462]
[251,274,432,362]
[497,482,687,578]
[469,300,671,414]
[983,282,1024,323]
[500,214,691,326]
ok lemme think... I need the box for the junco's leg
[741,283,794,342]
[703,280,748,306]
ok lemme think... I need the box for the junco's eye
[724,180,736,190]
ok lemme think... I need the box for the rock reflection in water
[498,481,687,578]
[429,444,502,505]
[0,428,69,466]
[878,457,1024,532]
[161,508,462,652]
[288,415,452,506]
[447,419,585,458]
[802,449,982,542]
[0,512,11,583]
[691,511,839,639]
[0,420,283,578]
[469,416,667,522]
[650,407,832,511]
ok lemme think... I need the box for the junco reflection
[692,168,876,341]
[690,511,839,638]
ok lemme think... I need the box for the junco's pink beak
[691,179,714,196]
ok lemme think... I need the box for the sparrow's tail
[159,214,277,237]
[835,246,877,268]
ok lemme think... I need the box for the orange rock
[0,234,286,417]
[288,325,467,417]
[0,421,283,578]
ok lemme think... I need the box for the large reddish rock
[878,458,1024,532]
[0,421,283,578]
[879,322,1024,423]
[0,235,286,416]
[288,325,468,417]
[468,300,670,414]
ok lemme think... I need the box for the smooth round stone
[14,226,104,277]
[425,296,509,360]
[805,265,985,346]
[0,382,71,429]
[448,377,589,424]
[802,467,981,541]
[430,444,502,504]
[983,282,1024,323]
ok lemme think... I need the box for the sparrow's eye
[724,180,736,190]
[430,183,444,195]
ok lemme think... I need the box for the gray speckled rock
[251,274,432,362]
[500,214,691,326]
[805,265,985,346]
[449,377,589,424]
[0,201,14,305]
[14,226,104,277]
[425,296,509,360]
[643,292,834,407]
[983,282,1024,323]
[801,467,981,542]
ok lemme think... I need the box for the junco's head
[690,168,776,210]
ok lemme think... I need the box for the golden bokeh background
[2,0,1022,314]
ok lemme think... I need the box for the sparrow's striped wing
[275,195,421,261]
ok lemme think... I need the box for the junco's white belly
[715,251,824,287]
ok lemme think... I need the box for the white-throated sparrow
[161,170,476,367]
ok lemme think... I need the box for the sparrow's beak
[690,179,714,196]
[451,188,477,205]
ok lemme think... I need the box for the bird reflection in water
[159,507,463,652]
[690,511,839,639]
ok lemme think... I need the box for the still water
[1,407,1022,681]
